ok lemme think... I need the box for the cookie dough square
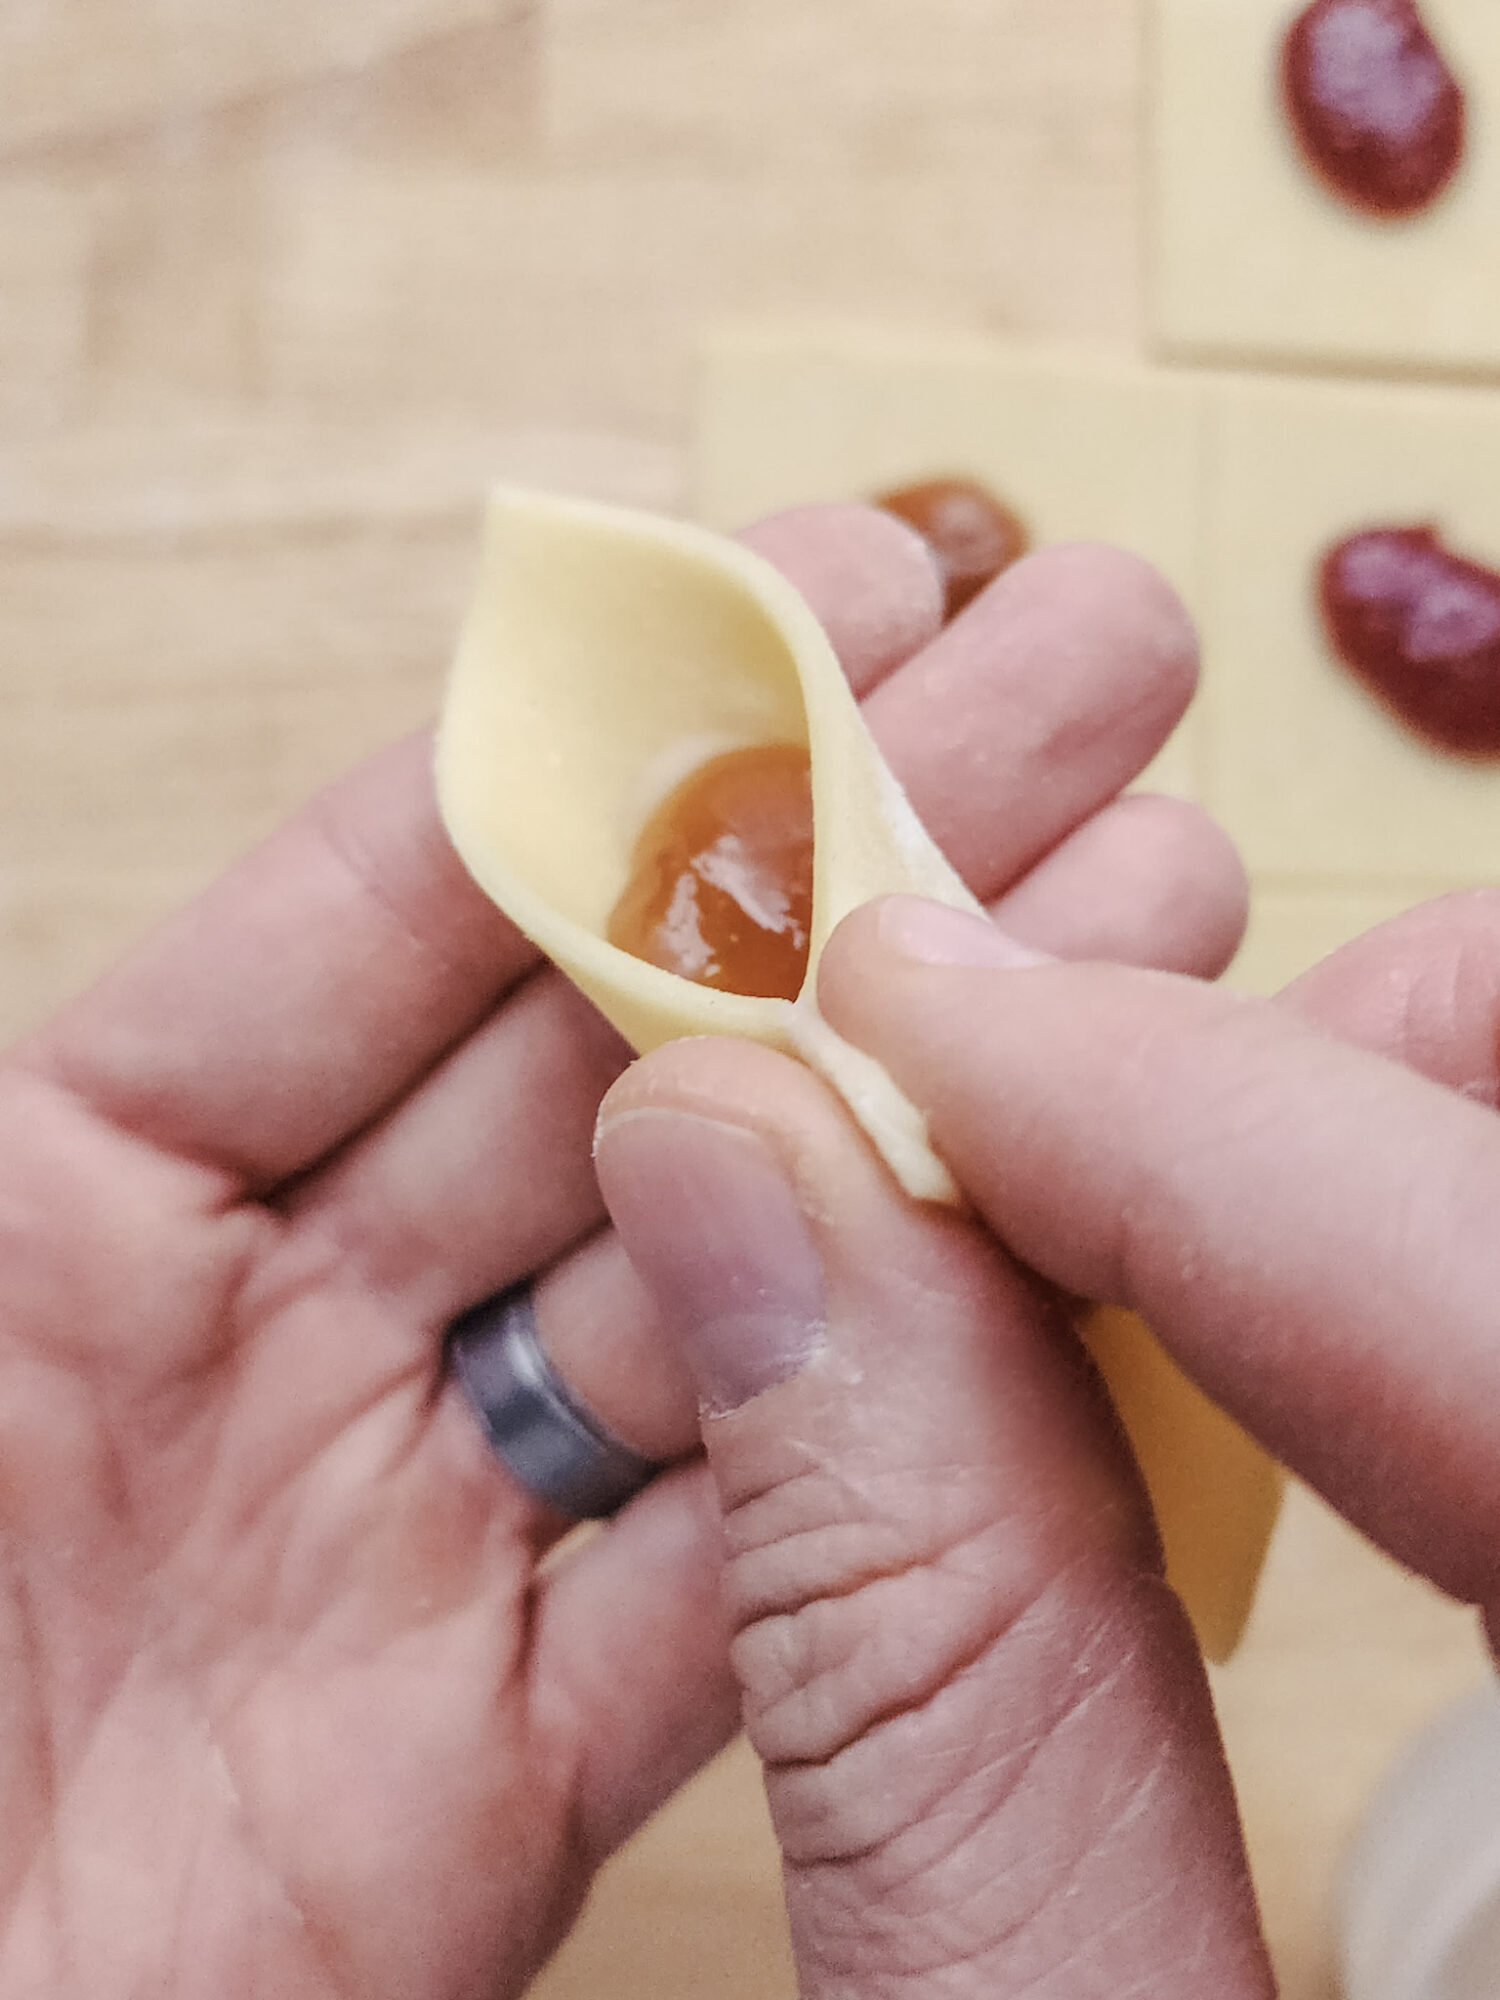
[697,328,1207,797]
[1201,372,1500,880]
[1151,0,1500,374]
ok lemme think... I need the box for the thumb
[594,1037,1271,1999]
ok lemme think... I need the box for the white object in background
[1340,1681,1500,2000]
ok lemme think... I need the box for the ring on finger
[448,1283,661,1518]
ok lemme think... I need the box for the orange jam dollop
[606,743,814,1001]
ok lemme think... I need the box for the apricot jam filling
[606,743,814,1001]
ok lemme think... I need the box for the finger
[863,541,1200,893]
[737,504,945,696]
[594,1038,1272,1999]
[988,792,1248,977]
[17,506,944,1196]
[526,1227,695,1462]
[818,898,1500,1609]
[281,968,630,1323]
[1278,888,1500,1104]
[531,1461,740,1867]
[21,733,533,1191]
[287,1102,699,1474]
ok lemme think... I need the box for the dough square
[1150,0,1500,375]
[1200,371,1500,880]
[697,328,1207,798]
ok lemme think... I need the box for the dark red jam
[1319,527,1500,755]
[875,478,1031,620]
[607,743,814,1000]
[1282,0,1465,218]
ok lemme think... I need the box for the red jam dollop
[1282,0,1466,218]
[875,477,1031,620]
[1319,527,1500,755]
[606,743,813,1000]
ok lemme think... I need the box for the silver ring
[448,1284,660,1518]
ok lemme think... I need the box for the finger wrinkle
[762,1584,1056,1875]
[730,1457,1155,1780]
[734,1521,1013,1758]
[774,1567,1256,1991]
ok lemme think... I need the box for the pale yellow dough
[1085,1309,1284,1663]
[1151,0,1500,375]
[435,486,987,1205]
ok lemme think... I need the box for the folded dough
[435,486,988,1202]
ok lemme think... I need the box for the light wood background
[0,2,1491,1993]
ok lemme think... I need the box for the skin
[0,506,1247,1997]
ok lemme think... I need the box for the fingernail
[876,895,1055,968]
[595,1110,826,1415]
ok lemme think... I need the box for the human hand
[0,507,1240,1996]
[600,871,1500,1996]
[583,555,1289,1992]
[814,885,1500,1635]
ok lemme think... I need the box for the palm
[0,1057,622,1997]
[0,731,739,2000]
[0,512,1234,1995]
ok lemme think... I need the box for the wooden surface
[0,2,1491,1993]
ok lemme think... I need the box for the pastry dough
[1150,0,1500,374]
[1085,1308,1283,1663]
[435,486,987,1204]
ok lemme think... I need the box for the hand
[0,507,1242,1996]
[814,888,1500,1626]
[599,869,1500,1996]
